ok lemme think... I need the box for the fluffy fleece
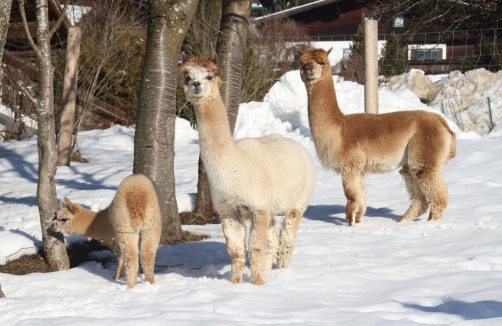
[52,174,162,289]
[180,55,317,285]
[299,48,456,226]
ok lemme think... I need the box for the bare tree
[369,0,502,33]
[133,0,199,241]
[64,1,146,153]
[0,0,13,102]
[18,0,70,270]
[242,15,310,103]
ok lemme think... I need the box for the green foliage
[350,25,364,57]
[380,32,407,77]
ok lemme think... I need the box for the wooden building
[254,0,482,75]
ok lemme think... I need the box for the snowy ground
[1,68,502,325]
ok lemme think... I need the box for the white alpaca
[299,48,456,226]
[52,174,163,289]
[180,55,317,285]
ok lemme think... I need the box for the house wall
[290,1,365,37]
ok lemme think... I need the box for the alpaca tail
[439,115,456,161]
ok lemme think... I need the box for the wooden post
[364,18,378,114]
[58,27,81,166]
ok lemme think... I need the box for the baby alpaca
[180,54,317,285]
[53,174,162,289]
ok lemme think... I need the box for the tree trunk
[216,0,252,133]
[195,0,251,220]
[133,0,199,241]
[0,0,13,102]
[31,0,70,270]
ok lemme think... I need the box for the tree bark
[18,0,71,270]
[133,0,199,241]
[216,0,252,133]
[0,0,13,102]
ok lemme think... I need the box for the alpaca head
[51,197,81,233]
[298,48,332,83]
[179,53,221,101]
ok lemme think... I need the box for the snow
[1,68,502,325]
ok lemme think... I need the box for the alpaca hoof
[398,214,409,222]
[231,276,242,284]
[252,274,266,285]
[277,258,289,269]
[427,212,442,221]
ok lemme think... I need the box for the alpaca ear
[210,52,218,65]
[180,52,188,64]
[58,201,63,210]
[64,197,74,213]
[326,47,333,55]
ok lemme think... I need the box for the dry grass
[0,222,211,276]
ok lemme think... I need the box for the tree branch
[48,0,70,38]
[17,0,39,55]
[16,80,39,106]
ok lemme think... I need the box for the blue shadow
[400,299,502,320]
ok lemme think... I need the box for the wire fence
[1,27,501,145]
[428,97,497,135]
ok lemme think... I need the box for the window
[394,14,404,28]
[411,49,442,60]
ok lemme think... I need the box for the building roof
[254,0,345,22]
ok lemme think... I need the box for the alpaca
[299,48,456,226]
[52,174,163,289]
[180,54,316,285]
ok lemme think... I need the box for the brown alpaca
[299,48,456,226]
[180,55,316,285]
[52,174,163,289]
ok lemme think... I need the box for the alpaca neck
[192,95,237,169]
[305,74,345,142]
[305,74,345,129]
[74,206,113,239]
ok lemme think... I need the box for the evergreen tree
[380,32,407,77]
[350,24,364,57]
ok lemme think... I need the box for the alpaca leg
[342,167,367,226]
[277,209,302,269]
[398,164,428,222]
[114,238,125,280]
[221,212,246,284]
[139,229,160,285]
[412,165,449,221]
[264,218,279,271]
[248,210,269,285]
[117,232,140,289]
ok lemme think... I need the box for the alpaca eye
[185,76,191,83]
[59,218,69,223]
[206,75,213,81]
[318,62,325,66]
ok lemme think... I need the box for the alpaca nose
[193,81,201,87]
